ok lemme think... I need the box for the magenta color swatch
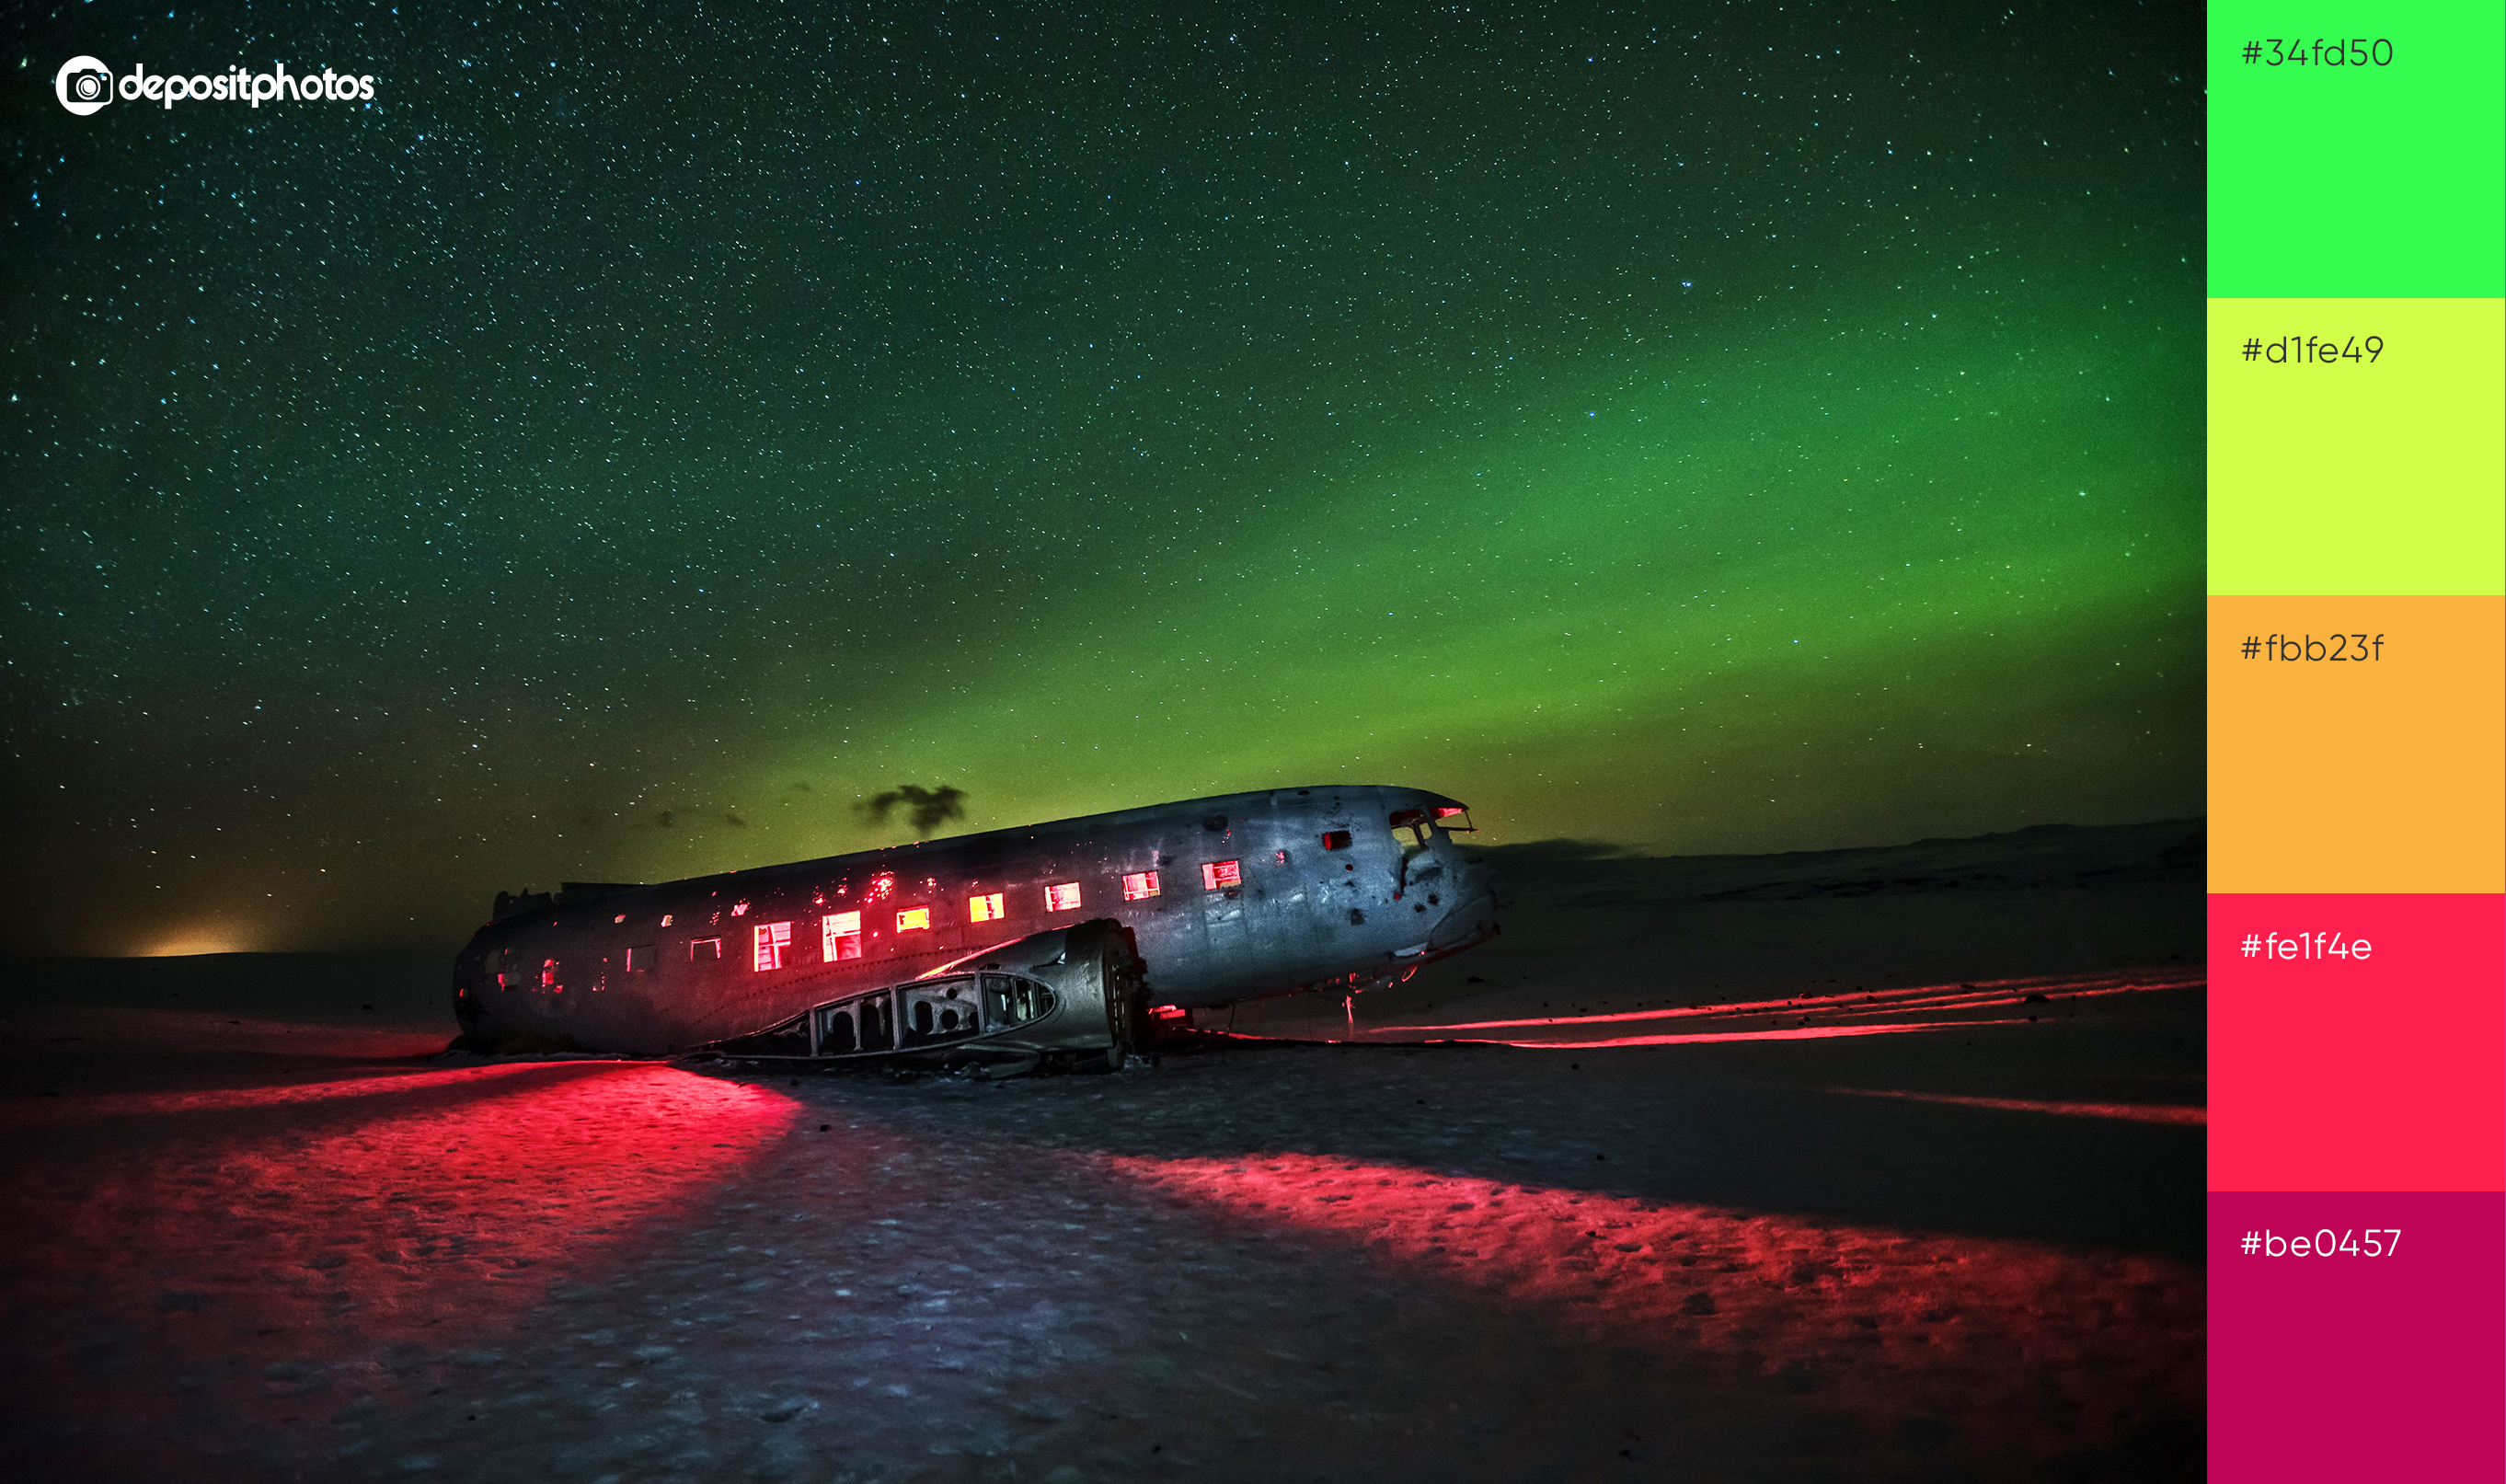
[2209,892,2505,1191]
[2210,1191,2502,1479]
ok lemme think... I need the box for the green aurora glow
[3,5,2201,953]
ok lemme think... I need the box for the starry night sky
[4,4,2202,956]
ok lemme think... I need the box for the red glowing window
[1320,830,1352,850]
[689,937,722,962]
[1201,860,1240,891]
[897,906,931,932]
[1121,870,1159,901]
[822,911,862,961]
[969,892,1006,924]
[1044,882,1083,913]
[626,944,655,972]
[753,921,794,972]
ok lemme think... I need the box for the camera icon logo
[55,56,114,116]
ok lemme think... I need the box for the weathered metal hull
[452,784,1498,1057]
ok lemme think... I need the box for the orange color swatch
[2208,594,2504,893]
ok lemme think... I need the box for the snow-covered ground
[1,823,2203,1481]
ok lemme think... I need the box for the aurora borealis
[3,5,2202,956]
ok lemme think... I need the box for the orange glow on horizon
[138,928,262,958]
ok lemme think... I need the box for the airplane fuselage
[453,784,1499,1055]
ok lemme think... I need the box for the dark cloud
[856,784,969,835]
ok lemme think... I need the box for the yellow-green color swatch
[2209,298,2505,595]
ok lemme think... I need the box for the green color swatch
[2209,4,2504,296]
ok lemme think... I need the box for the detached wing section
[692,918,1145,1076]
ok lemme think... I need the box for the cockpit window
[1386,809,1431,855]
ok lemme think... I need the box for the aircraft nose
[1428,886,1499,950]
[1427,852,1500,951]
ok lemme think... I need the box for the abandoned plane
[454,785,1500,1074]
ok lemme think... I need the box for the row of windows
[500,853,1292,988]
[720,861,1251,972]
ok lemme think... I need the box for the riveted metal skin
[452,784,1500,1058]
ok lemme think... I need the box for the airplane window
[896,907,931,932]
[689,937,723,962]
[818,1007,856,1054]
[901,977,983,1047]
[1386,810,1430,855]
[1201,860,1240,890]
[752,921,794,971]
[969,892,1006,924]
[626,944,655,972]
[1044,881,1082,912]
[1121,870,1159,901]
[983,973,1055,1028]
[822,911,863,961]
[1320,830,1352,851]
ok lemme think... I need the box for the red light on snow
[1044,881,1083,912]
[751,921,793,971]
[2,1062,799,1442]
[1090,1148,2192,1435]
[896,907,931,932]
[969,892,1006,924]
[1201,860,1240,890]
[822,911,863,961]
[1121,870,1160,901]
